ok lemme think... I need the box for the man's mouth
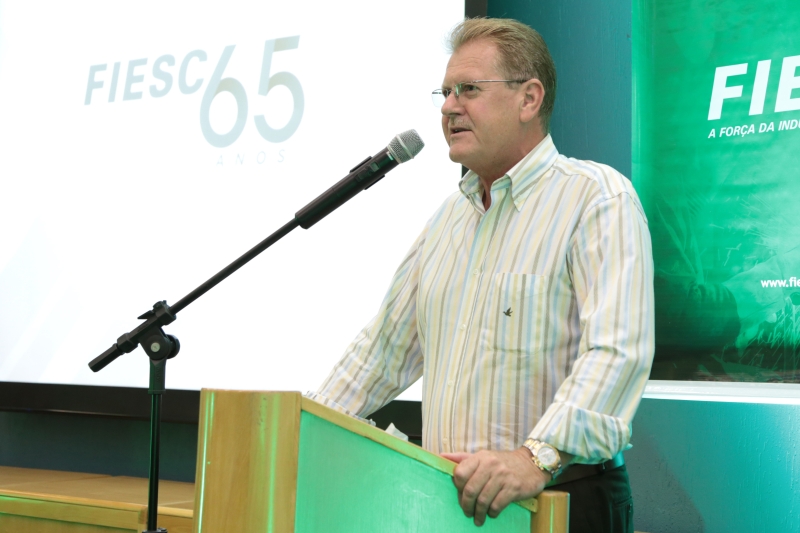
[450,127,470,134]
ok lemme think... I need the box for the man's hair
[446,18,557,133]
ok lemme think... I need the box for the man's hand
[441,448,548,527]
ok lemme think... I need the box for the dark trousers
[557,465,633,533]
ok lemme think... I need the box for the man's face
[440,40,526,177]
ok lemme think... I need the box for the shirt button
[473,269,480,276]
[447,380,455,387]
[460,324,466,330]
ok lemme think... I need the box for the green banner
[633,0,800,382]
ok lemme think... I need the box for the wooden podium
[193,390,568,533]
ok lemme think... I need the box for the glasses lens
[431,90,445,108]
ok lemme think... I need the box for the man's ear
[519,79,545,125]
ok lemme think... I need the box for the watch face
[538,446,558,467]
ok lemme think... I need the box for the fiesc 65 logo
[84,37,304,148]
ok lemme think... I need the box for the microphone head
[388,129,424,163]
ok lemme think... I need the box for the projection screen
[0,1,466,400]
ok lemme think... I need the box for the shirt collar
[458,135,559,212]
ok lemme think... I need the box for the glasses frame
[431,79,530,107]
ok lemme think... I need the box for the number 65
[200,37,304,148]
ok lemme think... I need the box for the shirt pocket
[483,272,546,356]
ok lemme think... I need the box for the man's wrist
[522,438,563,479]
[518,446,552,483]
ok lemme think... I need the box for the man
[308,18,654,533]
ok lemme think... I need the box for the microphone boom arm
[86,129,423,533]
[89,129,424,371]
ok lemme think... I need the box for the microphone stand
[87,138,412,532]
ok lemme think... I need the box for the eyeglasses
[431,79,529,108]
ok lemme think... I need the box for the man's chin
[448,144,471,166]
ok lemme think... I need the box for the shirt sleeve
[307,227,427,421]
[529,191,655,463]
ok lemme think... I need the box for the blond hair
[447,18,557,132]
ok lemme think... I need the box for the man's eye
[462,84,479,94]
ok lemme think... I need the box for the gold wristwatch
[523,438,563,479]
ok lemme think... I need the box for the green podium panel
[192,390,567,533]
[295,411,531,532]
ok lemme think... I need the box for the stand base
[144,529,167,533]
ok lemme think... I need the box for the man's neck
[481,187,493,211]
[475,133,548,210]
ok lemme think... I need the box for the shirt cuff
[528,401,631,464]
[303,391,377,427]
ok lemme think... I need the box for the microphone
[295,129,424,229]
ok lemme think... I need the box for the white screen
[0,1,465,400]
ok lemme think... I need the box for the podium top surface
[0,466,108,489]
[0,467,194,509]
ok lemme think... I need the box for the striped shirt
[309,135,654,463]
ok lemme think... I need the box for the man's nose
[441,92,461,116]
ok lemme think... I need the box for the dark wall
[488,0,632,177]
[0,410,198,482]
[0,382,201,482]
